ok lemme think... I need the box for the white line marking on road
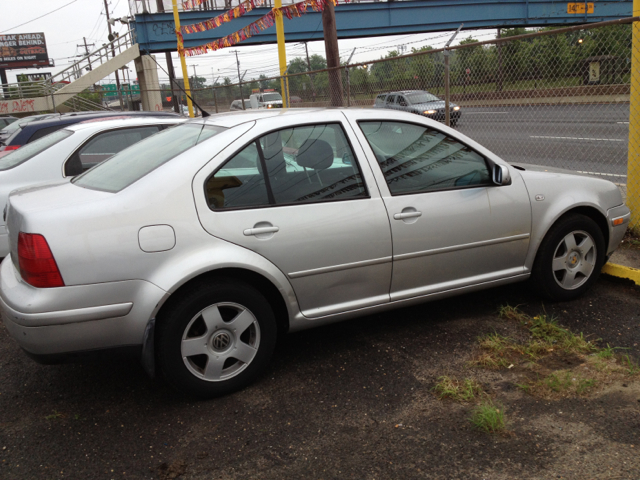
[530,136,624,142]
[464,112,508,114]
[577,171,627,178]
[617,122,629,124]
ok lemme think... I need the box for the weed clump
[470,400,506,434]
[433,376,484,402]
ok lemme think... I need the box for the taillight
[17,232,64,288]
[0,145,20,152]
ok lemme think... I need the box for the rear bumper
[0,257,167,356]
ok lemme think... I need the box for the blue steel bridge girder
[132,0,633,54]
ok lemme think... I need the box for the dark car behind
[373,90,462,126]
[0,110,179,153]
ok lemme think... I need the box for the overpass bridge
[132,0,634,53]
[1,0,634,115]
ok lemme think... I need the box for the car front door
[194,113,393,318]
[347,114,531,301]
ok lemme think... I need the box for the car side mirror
[492,164,512,186]
[342,152,353,165]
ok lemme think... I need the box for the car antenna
[144,51,211,118]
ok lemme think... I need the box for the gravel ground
[1,274,639,480]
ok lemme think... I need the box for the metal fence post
[444,50,450,127]
[629,10,640,232]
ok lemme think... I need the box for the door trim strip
[288,256,392,279]
[394,233,530,261]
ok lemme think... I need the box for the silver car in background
[0,109,630,398]
[0,116,184,257]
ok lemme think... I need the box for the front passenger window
[358,121,490,195]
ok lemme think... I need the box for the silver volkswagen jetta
[0,108,630,398]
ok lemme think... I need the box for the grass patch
[433,376,485,402]
[518,370,598,397]
[474,308,598,370]
[470,400,506,434]
[45,410,64,420]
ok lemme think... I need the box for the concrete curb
[602,263,640,286]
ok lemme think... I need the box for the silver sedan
[0,108,630,398]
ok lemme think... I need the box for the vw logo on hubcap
[211,332,231,352]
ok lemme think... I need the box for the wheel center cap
[568,252,580,267]
[210,331,232,353]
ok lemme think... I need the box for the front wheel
[156,280,277,398]
[531,213,606,301]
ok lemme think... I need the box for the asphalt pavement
[457,103,630,183]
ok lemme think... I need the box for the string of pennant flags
[181,0,268,35]
[181,0,337,57]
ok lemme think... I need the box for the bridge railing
[130,0,395,14]
[179,17,638,230]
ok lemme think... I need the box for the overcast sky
[0,0,498,86]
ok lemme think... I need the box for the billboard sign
[0,33,51,69]
[17,72,52,82]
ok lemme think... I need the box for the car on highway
[0,116,184,257]
[0,110,179,153]
[374,90,462,126]
[0,108,629,398]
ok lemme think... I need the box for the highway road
[456,103,630,183]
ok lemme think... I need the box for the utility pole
[156,0,180,113]
[211,69,220,113]
[78,37,97,97]
[103,0,124,111]
[304,42,316,102]
[235,51,246,110]
[322,1,342,106]
[191,64,199,116]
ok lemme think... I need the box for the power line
[0,0,79,34]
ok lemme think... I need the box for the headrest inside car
[295,139,334,170]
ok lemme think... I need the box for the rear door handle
[243,226,280,236]
[393,211,422,220]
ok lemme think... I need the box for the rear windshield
[0,129,73,171]
[73,123,226,193]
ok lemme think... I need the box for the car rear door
[345,111,531,301]
[193,112,393,318]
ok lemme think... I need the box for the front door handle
[393,211,422,220]
[243,226,280,236]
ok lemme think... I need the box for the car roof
[65,116,186,133]
[199,108,328,128]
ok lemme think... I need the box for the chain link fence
[187,17,639,231]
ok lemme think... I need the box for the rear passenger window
[358,121,490,194]
[206,123,367,210]
[64,126,161,176]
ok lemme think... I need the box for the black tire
[531,213,606,301]
[156,279,277,398]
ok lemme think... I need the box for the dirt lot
[1,274,639,480]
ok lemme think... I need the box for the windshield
[73,123,226,193]
[0,129,73,171]
[406,92,441,104]
[262,93,282,102]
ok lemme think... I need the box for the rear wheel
[156,280,277,398]
[531,213,605,301]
